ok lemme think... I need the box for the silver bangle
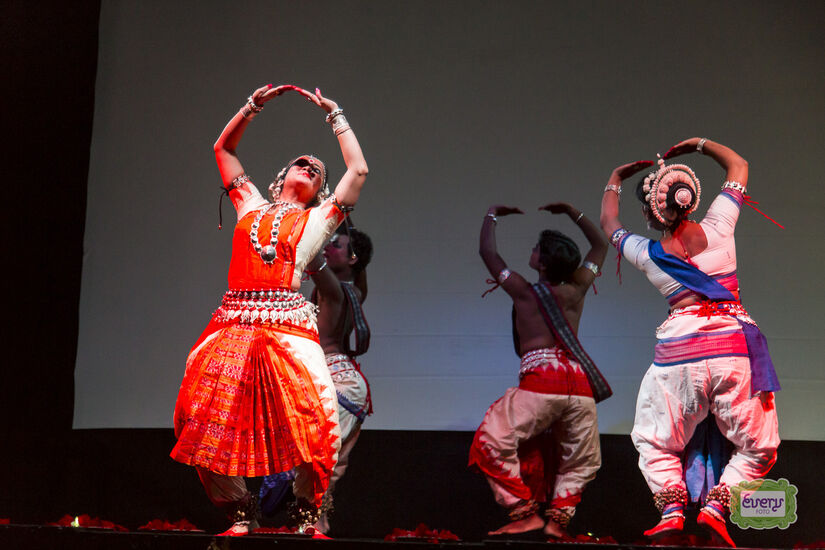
[604,183,622,196]
[246,96,263,113]
[574,212,584,223]
[240,104,257,120]
[697,138,708,153]
[486,212,497,224]
[331,114,350,135]
[325,108,344,123]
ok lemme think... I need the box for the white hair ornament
[642,154,701,225]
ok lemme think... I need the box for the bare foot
[698,508,736,547]
[543,518,568,539]
[643,515,684,539]
[488,513,544,535]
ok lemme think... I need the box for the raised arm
[600,160,655,238]
[539,202,607,288]
[307,253,343,303]
[214,84,307,186]
[214,84,313,216]
[305,89,368,207]
[479,205,524,277]
[664,137,748,188]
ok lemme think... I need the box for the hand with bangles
[487,205,525,218]
[611,160,656,182]
[662,137,703,160]
[599,160,655,237]
[248,83,315,106]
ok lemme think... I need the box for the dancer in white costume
[599,139,780,547]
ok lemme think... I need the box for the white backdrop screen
[75,1,825,440]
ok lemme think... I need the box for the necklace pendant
[261,245,277,262]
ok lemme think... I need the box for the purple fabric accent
[663,502,685,515]
[647,241,780,393]
[259,470,296,516]
[683,415,732,504]
[720,189,745,207]
[705,499,727,516]
[739,320,781,393]
[337,391,368,422]
[648,241,735,301]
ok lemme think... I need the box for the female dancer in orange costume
[171,84,368,535]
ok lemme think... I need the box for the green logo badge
[730,478,798,529]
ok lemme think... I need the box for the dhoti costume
[259,282,373,531]
[469,348,601,526]
[469,283,611,528]
[612,185,780,521]
[315,352,371,532]
[258,352,371,525]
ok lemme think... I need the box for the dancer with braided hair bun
[171,83,368,536]
[469,202,611,539]
[600,139,780,547]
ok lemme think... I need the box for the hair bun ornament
[646,154,701,225]
[672,187,694,207]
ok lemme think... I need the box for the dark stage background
[2,1,823,548]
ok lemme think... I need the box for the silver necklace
[249,201,303,264]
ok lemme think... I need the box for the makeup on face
[292,157,324,180]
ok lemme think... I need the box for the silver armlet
[229,173,251,190]
[610,228,629,247]
[722,181,746,194]
[697,138,708,153]
[331,195,354,213]
[497,268,512,284]
[583,261,600,275]
[604,183,622,196]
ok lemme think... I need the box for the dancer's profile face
[641,204,670,232]
[529,244,541,271]
[324,234,354,269]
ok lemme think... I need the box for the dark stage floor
[0,524,798,550]
[1,430,821,549]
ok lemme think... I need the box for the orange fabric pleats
[171,323,337,506]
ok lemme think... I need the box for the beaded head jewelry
[641,154,701,225]
[268,155,330,206]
